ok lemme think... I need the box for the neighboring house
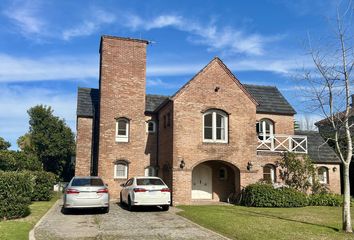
[75,35,341,205]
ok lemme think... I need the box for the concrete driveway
[34,200,229,240]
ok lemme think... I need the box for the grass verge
[0,192,60,240]
[177,205,354,240]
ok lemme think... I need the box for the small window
[147,121,156,133]
[116,118,129,142]
[114,162,128,179]
[219,167,227,180]
[263,164,276,183]
[318,167,329,184]
[203,110,228,143]
[258,119,274,142]
[144,166,156,176]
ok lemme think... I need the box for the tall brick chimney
[97,36,150,195]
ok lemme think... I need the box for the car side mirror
[120,183,125,187]
[105,183,108,187]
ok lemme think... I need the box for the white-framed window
[114,162,128,179]
[219,167,228,180]
[203,110,228,143]
[263,164,276,183]
[144,166,156,176]
[257,119,274,142]
[116,118,129,142]
[318,167,329,184]
[146,120,156,133]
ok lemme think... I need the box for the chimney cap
[101,35,150,44]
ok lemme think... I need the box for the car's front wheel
[128,196,133,211]
[161,205,169,211]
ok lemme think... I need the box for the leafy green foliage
[0,171,33,220]
[25,105,75,180]
[29,171,57,201]
[0,137,11,150]
[0,150,42,171]
[280,152,321,193]
[308,194,342,206]
[242,183,308,207]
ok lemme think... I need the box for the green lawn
[0,193,60,240]
[178,205,354,240]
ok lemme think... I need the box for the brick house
[75,35,341,205]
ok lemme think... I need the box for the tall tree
[26,105,75,180]
[301,2,353,232]
[0,137,11,150]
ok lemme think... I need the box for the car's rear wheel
[161,205,169,211]
[103,207,109,213]
[128,196,133,211]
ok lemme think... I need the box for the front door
[192,164,212,199]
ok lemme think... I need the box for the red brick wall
[171,59,258,204]
[314,163,341,194]
[75,117,93,176]
[97,36,149,199]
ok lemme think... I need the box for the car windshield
[71,178,104,186]
[137,178,164,186]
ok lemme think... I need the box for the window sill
[114,177,127,180]
[115,137,129,143]
[202,141,228,144]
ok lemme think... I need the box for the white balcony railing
[257,134,308,154]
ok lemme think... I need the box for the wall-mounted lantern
[333,166,337,172]
[247,161,253,171]
[180,159,185,169]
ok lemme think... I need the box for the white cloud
[146,78,179,89]
[0,54,98,82]
[3,0,45,38]
[62,9,116,40]
[0,84,76,149]
[123,14,283,56]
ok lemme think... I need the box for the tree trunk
[343,163,352,232]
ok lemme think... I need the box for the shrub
[308,193,342,206]
[0,171,33,220]
[242,183,308,207]
[0,150,42,171]
[30,171,57,201]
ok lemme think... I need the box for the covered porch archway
[191,160,240,202]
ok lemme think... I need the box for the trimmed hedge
[0,171,33,220]
[30,171,57,201]
[308,193,342,206]
[242,183,308,207]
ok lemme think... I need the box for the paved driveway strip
[34,200,229,240]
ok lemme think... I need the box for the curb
[29,199,61,240]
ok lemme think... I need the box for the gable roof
[295,130,341,164]
[171,57,258,106]
[244,84,296,115]
[77,88,168,117]
[77,88,100,117]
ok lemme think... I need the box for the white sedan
[120,177,171,211]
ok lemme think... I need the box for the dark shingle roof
[295,130,341,163]
[243,84,296,115]
[77,88,168,117]
[77,88,99,117]
[77,85,295,116]
[145,95,169,112]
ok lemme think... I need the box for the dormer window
[116,118,129,142]
[203,110,228,143]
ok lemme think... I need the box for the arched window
[114,161,129,179]
[218,167,228,180]
[318,167,329,184]
[116,118,129,142]
[203,110,228,143]
[147,120,156,133]
[144,166,156,176]
[263,164,276,183]
[257,119,274,142]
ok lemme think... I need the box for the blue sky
[0,0,347,149]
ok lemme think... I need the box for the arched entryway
[191,160,240,202]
